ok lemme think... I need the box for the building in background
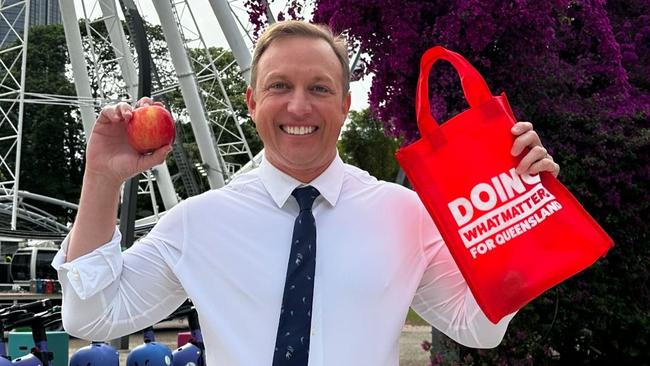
[0,0,61,48]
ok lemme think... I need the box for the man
[54,21,559,365]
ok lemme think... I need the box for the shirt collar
[258,152,344,209]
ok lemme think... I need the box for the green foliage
[166,46,262,162]
[0,19,260,223]
[0,24,85,223]
[338,109,401,181]
[163,46,262,192]
[446,64,649,365]
[430,73,649,366]
[406,308,429,327]
[311,1,650,363]
[250,0,649,360]
[76,18,261,199]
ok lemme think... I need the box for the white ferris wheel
[0,0,289,240]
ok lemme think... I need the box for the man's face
[246,36,351,181]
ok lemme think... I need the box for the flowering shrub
[248,1,650,363]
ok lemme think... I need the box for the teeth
[284,126,316,135]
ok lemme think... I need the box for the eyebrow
[311,75,336,85]
[263,72,336,85]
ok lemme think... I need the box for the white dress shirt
[53,154,514,366]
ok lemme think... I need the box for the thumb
[139,145,173,171]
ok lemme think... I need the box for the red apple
[127,105,176,154]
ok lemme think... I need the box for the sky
[71,0,372,112]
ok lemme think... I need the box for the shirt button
[311,329,316,336]
[70,268,80,280]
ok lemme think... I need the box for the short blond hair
[250,21,350,96]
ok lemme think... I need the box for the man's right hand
[85,97,173,186]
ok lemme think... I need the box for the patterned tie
[272,186,320,365]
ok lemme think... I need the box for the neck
[268,154,336,183]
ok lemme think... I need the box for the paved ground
[399,325,432,366]
[68,324,432,365]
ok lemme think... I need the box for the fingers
[135,97,155,108]
[517,150,560,177]
[135,97,164,108]
[515,142,561,178]
[511,121,560,177]
[97,102,133,125]
[115,102,133,123]
[97,105,118,125]
[99,98,164,126]
[516,145,546,173]
[528,155,561,177]
[510,121,533,136]
[136,144,173,172]
[511,129,541,157]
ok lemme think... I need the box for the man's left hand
[510,121,560,178]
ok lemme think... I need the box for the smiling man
[246,32,352,183]
[54,21,559,366]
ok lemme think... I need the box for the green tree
[79,20,260,199]
[338,109,401,182]
[165,46,262,191]
[0,19,260,224]
[0,24,85,224]
[79,20,177,101]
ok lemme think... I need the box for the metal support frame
[170,0,255,179]
[98,0,138,97]
[69,0,178,212]
[153,0,226,189]
[8,0,28,231]
[99,0,178,210]
[59,0,97,135]
[208,0,253,84]
[0,0,30,229]
[0,190,79,233]
[0,200,69,232]
[0,0,270,233]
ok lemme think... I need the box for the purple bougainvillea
[310,0,649,141]
[248,1,649,364]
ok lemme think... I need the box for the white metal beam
[101,0,179,209]
[208,0,252,85]
[58,0,97,136]
[171,0,255,178]
[10,0,30,230]
[153,0,226,188]
[98,0,139,98]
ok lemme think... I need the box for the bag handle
[416,46,493,142]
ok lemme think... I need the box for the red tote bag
[396,46,614,324]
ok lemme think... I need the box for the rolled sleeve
[51,203,188,341]
[412,204,515,348]
[52,227,123,300]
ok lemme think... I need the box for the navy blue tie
[272,186,320,365]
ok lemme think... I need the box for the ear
[341,92,352,117]
[246,87,257,122]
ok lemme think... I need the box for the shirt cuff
[51,228,123,300]
[468,290,518,327]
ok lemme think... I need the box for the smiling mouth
[281,125,318,136]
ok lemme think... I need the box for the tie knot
[292,186,320,212]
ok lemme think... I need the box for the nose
[286,89,313,117]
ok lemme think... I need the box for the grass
[405,308,430,326]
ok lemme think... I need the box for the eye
[311,85,331,94]
[268,82,289,90]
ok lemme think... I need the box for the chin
[281,155,324,169]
